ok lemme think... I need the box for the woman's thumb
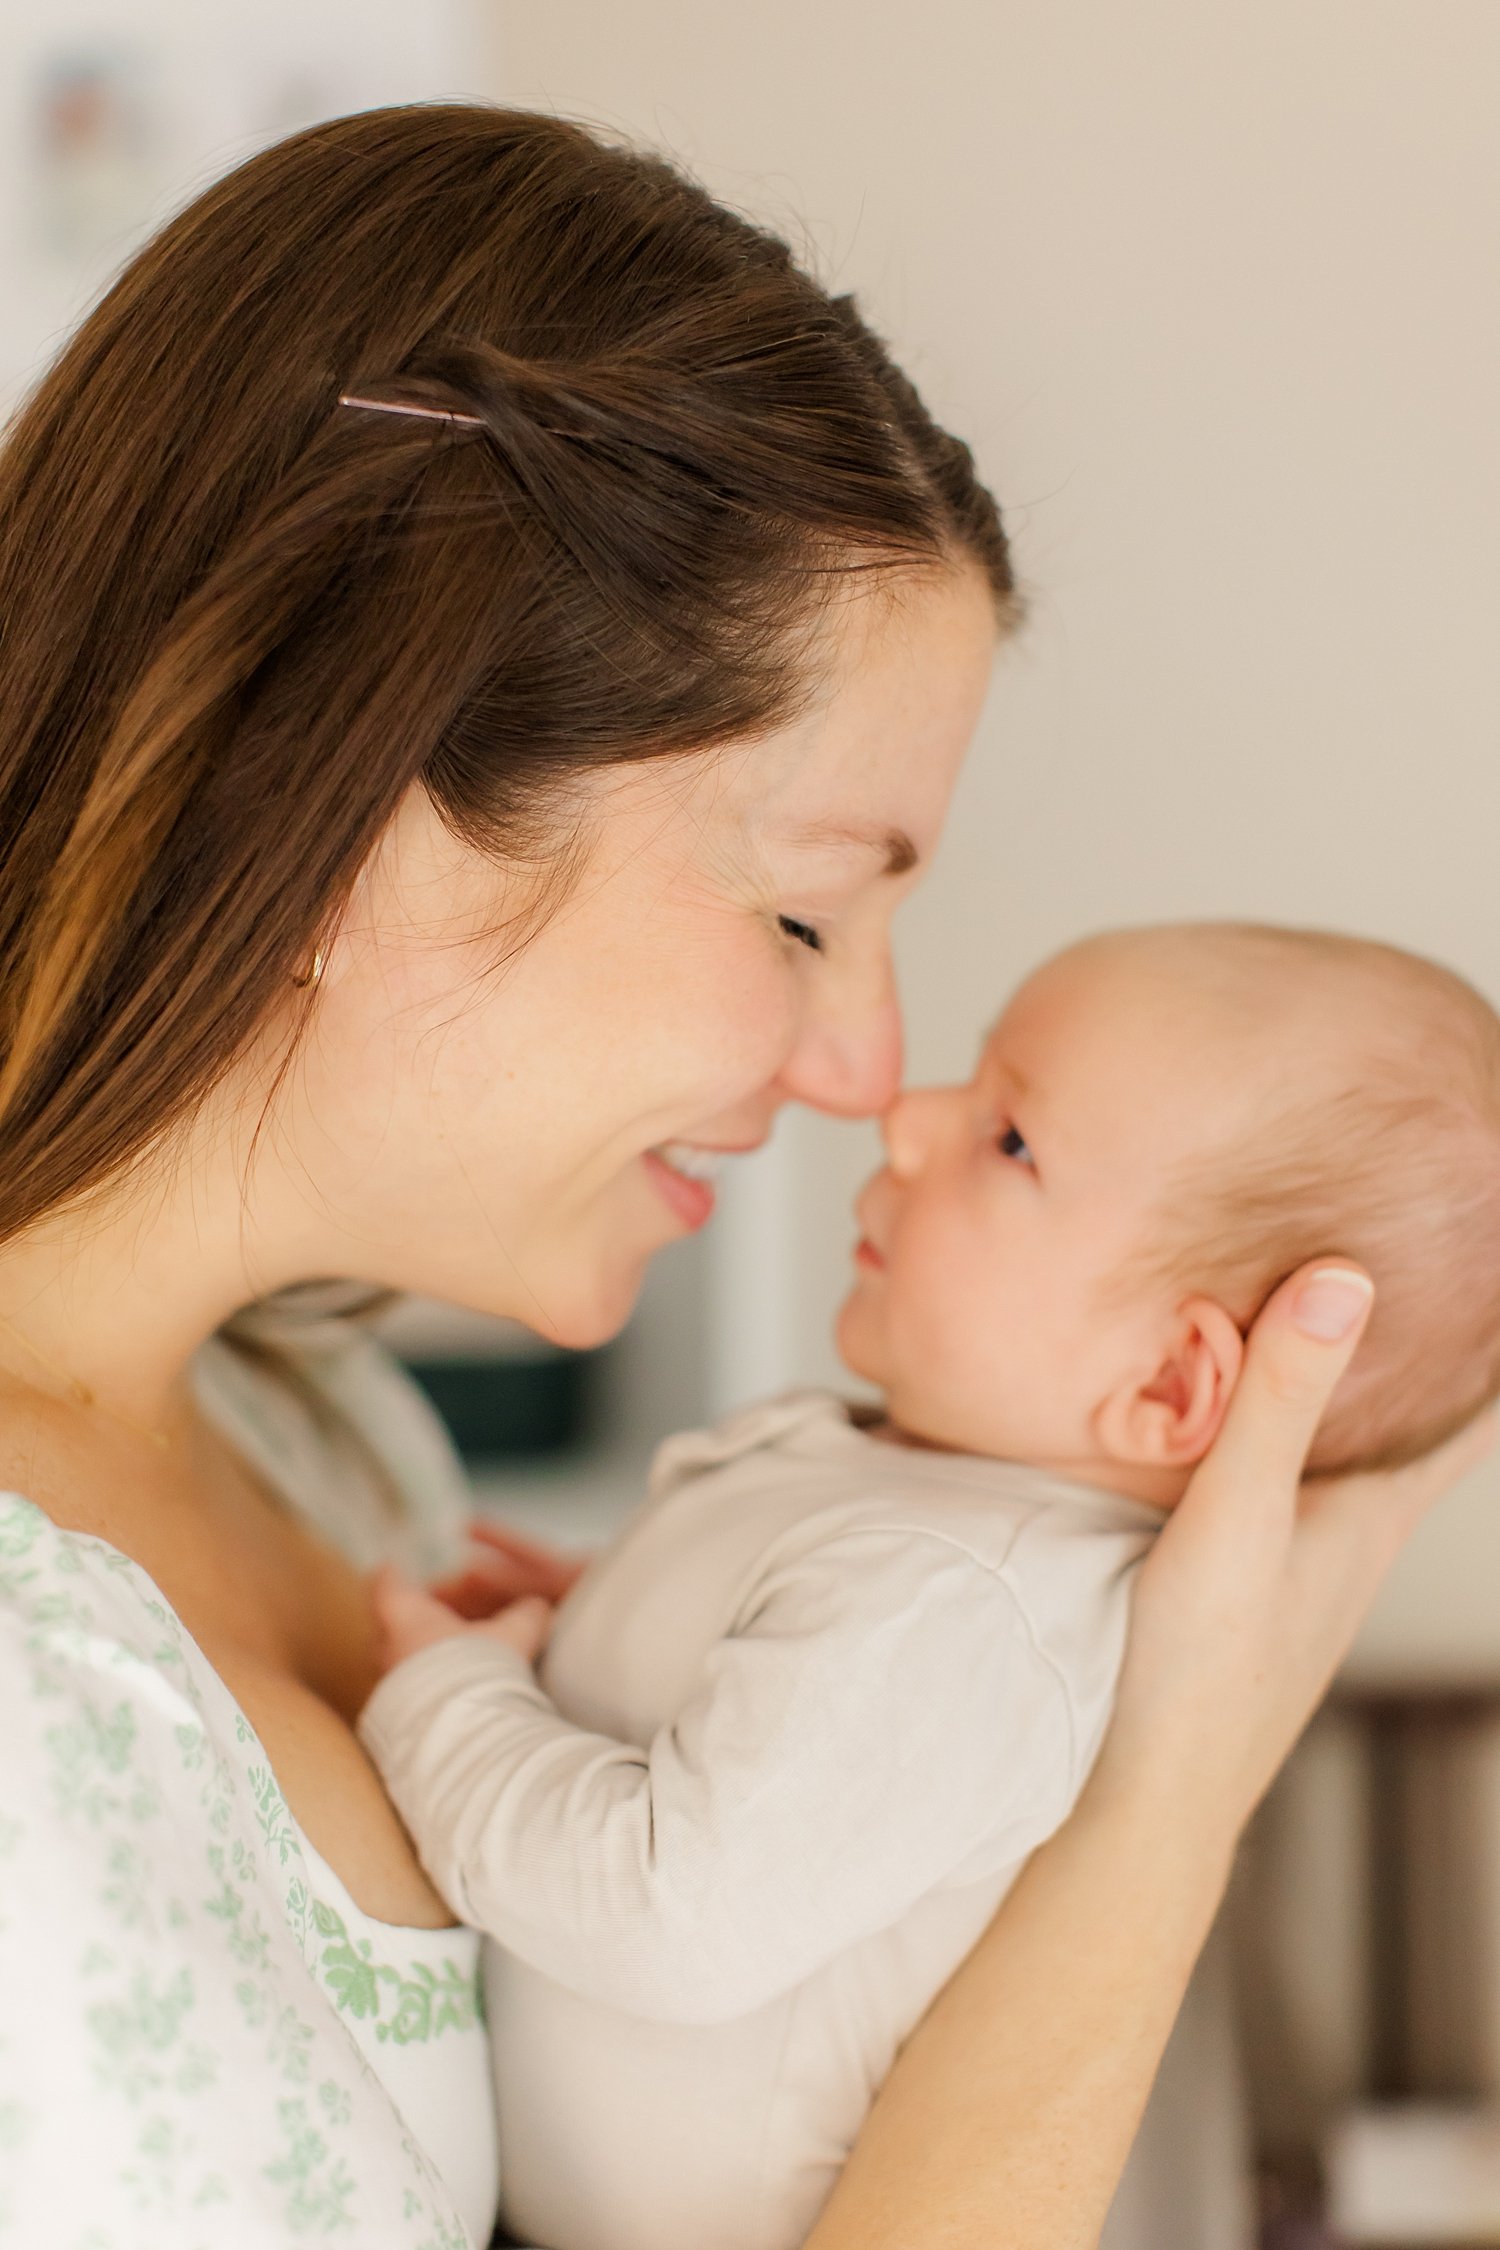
[1210,1263,1376,1497]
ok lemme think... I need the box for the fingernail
[1293,1268,1375,1340]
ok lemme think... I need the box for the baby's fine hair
[1129,923,1500,1475]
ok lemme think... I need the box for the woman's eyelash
[778,914,824,954]
[998,1123,1034,1165]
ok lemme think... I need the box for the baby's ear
[1093,1297,1245,1471]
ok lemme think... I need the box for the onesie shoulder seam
[777,1520,1082,1792]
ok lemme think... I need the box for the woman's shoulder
[0,1484,184,1680]
[0,1488,301,1973]
[0,1490,471,2246]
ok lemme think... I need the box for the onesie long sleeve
[359,1528,1075,2023]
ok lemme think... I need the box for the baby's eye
[997,1123,1035,1166]
[778,914,824,955]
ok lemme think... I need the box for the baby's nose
[881,1086,944,1177]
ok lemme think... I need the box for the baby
[359,922,1500,2250]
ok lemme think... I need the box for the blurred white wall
[496,0,1500,1685]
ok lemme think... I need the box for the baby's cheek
[893,1227,994,1371]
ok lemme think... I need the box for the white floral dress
[0,1312,502,2250]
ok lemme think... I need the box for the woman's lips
[854,1236,885,1272]
[642,1144,720,1231]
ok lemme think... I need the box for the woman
[0,104,1479,2247]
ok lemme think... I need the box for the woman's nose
[777,981,904,1121]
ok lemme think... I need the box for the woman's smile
[642,1143,729,1231]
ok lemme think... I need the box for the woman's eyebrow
[785,824,920,876]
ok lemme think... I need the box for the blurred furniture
[379,1296,610,1464]
[1242,1688,1500,2247]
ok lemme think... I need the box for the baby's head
[839,924,1500,1503]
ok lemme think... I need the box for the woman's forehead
[588,564,994,870]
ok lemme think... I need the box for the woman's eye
[778,914,824,955]
[998,1123,1034,1166]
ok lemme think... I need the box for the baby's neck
[869,1410,1187,1514]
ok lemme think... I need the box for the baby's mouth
[852,1174,894,1264]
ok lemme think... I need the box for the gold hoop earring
[291,944,327,991]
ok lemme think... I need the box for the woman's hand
[1095,1259,1494,1846]
[427,1518,589,1620]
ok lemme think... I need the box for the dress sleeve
[359,1528,1078,2025]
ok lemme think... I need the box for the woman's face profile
[271,562,997,1347]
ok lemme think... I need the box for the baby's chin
[835,1296,985,1445]
[832,1288,885,1391]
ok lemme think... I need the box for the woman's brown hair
[0,103,1014,1248]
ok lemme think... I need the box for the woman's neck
[0,1106,312,1435]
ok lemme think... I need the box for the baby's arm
[359,1531,1077,2025]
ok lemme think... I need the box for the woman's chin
[536,1258,652,1355]
[409,1251,643,1357]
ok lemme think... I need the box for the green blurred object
[402,1345,609,1463]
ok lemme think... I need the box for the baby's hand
[427,1518,589,1620]
[370,1563,553,1677]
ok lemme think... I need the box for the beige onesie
[359,1390,1159,2250]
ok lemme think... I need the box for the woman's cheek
[686,946,801,1102]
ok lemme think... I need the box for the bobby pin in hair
[338,393,486,427]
